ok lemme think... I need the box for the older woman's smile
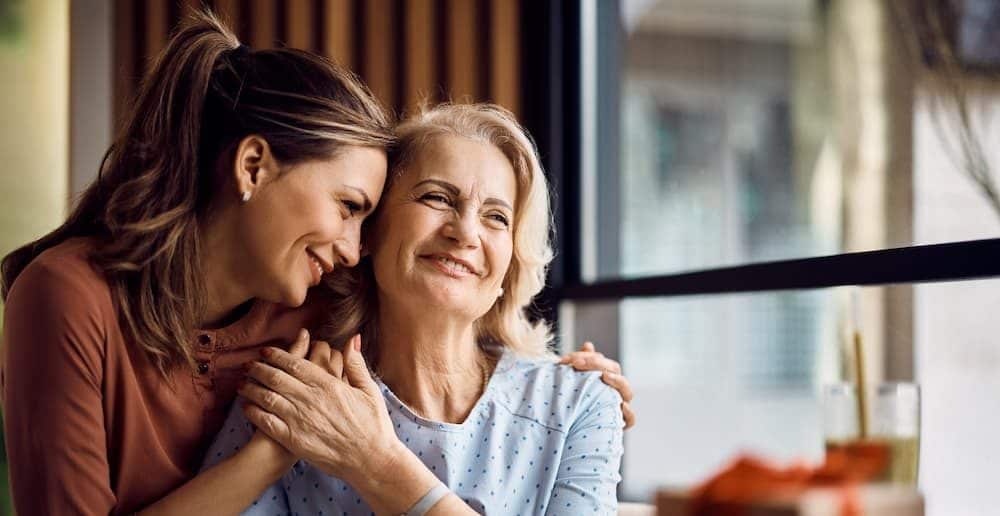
[420,253,481,278]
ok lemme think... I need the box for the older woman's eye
[488,213,510,228]
[421,193,451,207]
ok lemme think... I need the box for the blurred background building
[1,1,999,515]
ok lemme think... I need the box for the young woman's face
[237,145,387,307]
[369,136,516,319]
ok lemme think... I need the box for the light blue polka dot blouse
[202,349,625,515]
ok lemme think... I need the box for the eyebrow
[414,179,514,212]
[346,186,374,213]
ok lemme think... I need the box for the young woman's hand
[237,332,404,485]
[241,328,330,469]
[558,341,636,429]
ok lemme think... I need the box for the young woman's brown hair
[1,10,392,374]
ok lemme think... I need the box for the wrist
[244,433,297,479]
[347,441,440,514]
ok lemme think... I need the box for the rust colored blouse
[1,238,322,515]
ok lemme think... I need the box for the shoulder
[3,238,113,356]
[7,237,112,310]
[492,351,623,432]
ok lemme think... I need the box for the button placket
[194,333,214,379]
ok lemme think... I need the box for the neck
[375,299,492,424]
[198,209,255,329]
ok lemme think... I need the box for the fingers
[242,401,292,446]
[245,359,307,400]
[328,348,344,379]
[238,381,294,416]
[558,341,596,364]
[567,353,622,375]
[308,340,333,372]
[601,370,634,403]
[622,402,636,430]
[341,334,375,392]
[288,328,310,359]
[258,346,327,387]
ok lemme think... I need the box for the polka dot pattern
[201,350,624,515]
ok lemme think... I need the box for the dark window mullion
[561,238,1000,300]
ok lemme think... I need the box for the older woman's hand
[559,341,636,429]
[238,332,404,484]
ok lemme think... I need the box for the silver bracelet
[404,482,450,516]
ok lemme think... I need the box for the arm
[136,424,294,516]
[545,382,625,516]
[2,262,116,515]
[136,331,322,515]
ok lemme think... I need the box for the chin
[275,283,309,308]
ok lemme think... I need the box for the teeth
[310,255,324,276]
[436,256,472,274]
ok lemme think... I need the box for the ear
[232,135,280,201]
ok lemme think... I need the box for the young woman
[0,11,631,515]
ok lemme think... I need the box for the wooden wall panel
[404,0,436,113]
[445,0,479,102]
[250,0,277,49]
[113,0,521,122]
[145,0,169,64]
[490,0,519,116]
[322,0,355,69]
[286,1,315,51]
[363,0,396,110]
[113,0,135,120]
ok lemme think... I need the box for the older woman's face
[370,135,516,318]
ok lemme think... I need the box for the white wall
[913,90,1000,516]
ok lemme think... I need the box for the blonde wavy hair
[319,103,555,360]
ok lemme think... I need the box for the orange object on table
[678,441,890,516]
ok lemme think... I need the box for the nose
[333,221,362,267]
[443,208,480,248]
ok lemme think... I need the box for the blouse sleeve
[1,260,116,515]
[546,381,625,516]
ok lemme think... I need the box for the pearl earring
[241,191,251,203]
[497,287,504,298]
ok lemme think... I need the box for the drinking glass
[871,382,921,485]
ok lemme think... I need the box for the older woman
[203,104,625,515]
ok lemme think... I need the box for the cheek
[488,236,515,282]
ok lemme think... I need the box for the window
[520,1,1000,514]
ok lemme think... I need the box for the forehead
[401,135,517,199]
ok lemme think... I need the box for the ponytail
[2,10,392,375]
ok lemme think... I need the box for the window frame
[520,0,1000,312]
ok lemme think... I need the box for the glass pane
[616,289,840,498]
[601,278,1000,515]
[587,0,1000,281]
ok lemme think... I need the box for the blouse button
[197,361,210,375]
[197,334,212,347]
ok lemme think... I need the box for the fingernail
[353,334,361,352]
[260,348,272,357]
